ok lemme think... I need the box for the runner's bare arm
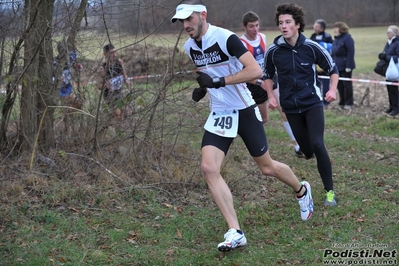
[119,59,130,86]
[97,66,106,90]
[224,51,262,85]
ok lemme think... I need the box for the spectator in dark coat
[379,25,399,117]
[331,21,356,109]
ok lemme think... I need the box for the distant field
[87,26,387,76]
[2,26,389,78]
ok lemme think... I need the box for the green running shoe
[324,190,338,206]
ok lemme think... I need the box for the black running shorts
[201,105,268,157]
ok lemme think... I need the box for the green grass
[1,108,398,265]
[1,26,399,265]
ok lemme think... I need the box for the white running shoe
[217,228,247,252]
[296,181,314,220]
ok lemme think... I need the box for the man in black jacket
[263,3,339,206]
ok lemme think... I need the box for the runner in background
[239,11,269,123]
[240,11,304,157]
[53,42,84,109]
[97,43,130,121]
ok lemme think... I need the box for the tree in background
[0,0,87,155]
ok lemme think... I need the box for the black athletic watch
[256,79,262,86]
[212,77,226,88]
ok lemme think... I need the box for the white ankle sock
[283,121,296,142]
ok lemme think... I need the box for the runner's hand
[268,97,278,111]
[192,87,207,102]
[196,72,225,88]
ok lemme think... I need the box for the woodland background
[0,1,397,168]
[1,0,398,155]
[0,1,398,265]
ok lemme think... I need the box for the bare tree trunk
[68,0,88,50]
[19,0,55,153]
[36,0,56,150]
[19,1,40,153]
[0,5,32,151]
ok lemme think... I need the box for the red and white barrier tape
[319,75,399,86]
[126,71,193,81]
[3,72,393,95]
[128,73,399,86]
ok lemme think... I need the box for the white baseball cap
[171,4,207,23]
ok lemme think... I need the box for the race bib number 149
[204,110,239,138]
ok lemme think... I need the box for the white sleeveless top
[184,24,255,111]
